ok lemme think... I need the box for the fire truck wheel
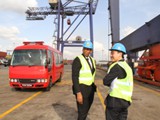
[45,79,52,91]
[57,74,62,82]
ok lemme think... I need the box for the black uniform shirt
[103,60,131,108]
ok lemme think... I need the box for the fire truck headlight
[10,79,18,82]
[41,79,44,82]
[14,79,18,82]
[37,79,41,83]
[37,79,48,83]
[10,79,14,82]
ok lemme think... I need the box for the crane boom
[26,0,99,20]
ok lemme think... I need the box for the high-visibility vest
[78,55,96,86]
[108,61,133,102]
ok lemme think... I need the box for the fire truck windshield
[11,49,46,66]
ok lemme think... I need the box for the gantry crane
[25,0,99,56]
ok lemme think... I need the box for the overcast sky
[0,0,160,61]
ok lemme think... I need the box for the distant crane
[25,0,99,56]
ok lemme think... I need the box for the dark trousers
[105,107,128,120]
[76,89,94,120]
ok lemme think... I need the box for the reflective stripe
[110,78,132,90]
[80,70,91,74]
[79,77,93,81]
[121,91,133,96]
[116,80,132,86]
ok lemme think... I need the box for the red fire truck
[9,41,64,91]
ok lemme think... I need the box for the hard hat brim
[83,47,93,50]
[109,49,126,54]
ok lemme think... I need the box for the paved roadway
[0,65,160,120]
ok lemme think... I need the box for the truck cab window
[11,49,46,66]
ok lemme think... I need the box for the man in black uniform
[103,43,133,120]
[72,41,96,120]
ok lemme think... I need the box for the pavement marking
[0,91,42,119]
[96,88,106,111]
[135,83,160,96]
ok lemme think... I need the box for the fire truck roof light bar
[23,41,44,45]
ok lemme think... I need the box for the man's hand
[76,92,83,104]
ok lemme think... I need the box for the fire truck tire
[45,79,52,91]
[57,74,62,82]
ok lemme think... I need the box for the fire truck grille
[19,79,37,83]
